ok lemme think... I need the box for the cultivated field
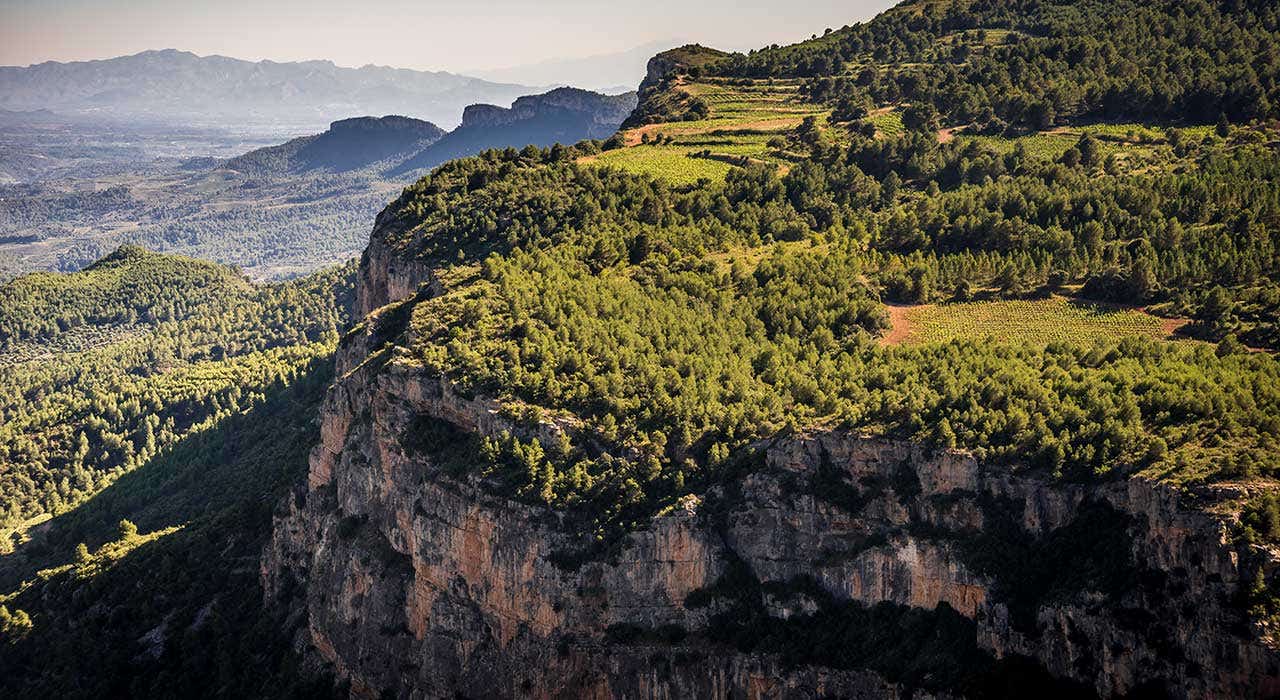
[886,298,1177,346]
[589,145,735,185]
[582,78,827,184]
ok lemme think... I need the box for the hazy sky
[0,0,896,72]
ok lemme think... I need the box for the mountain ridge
[221,86,637,180]
[0,49,537,130]
[389,87,637,174]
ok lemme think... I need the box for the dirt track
[880,304,927,346]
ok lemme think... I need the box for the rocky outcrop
[354,212,441,318]
[264,319,1280,698]
[621,45,729,129]
[265,173,1280,697]
[461,88,637,134]
[458,103,519,129]
[635,45,728,95]
[508,88,637,130]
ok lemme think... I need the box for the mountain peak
[227,114,446,175]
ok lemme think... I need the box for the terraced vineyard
[870,109,905,138]
[957,123,1216,164]
[890,298,1174,346]
[582,78,827,184]
[588,145,735,186]
[586,70,1218,187]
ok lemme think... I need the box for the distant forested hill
[0,247,352,697]
[225,116,447,176]
[0,246,354,528]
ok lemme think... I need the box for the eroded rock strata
[263,249,1280,699]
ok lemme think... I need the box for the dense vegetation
[0,358,338,699]
[0,247,354,533]
[713,0,1280,130]
[0,245,251,342]
[0,247,354,698]
[369,130,1280,556]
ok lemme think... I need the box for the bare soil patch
[880,303,929,346]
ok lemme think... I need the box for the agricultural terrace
[955,123,1218,168]
[582,78,828,184]
[885,298,1182,347]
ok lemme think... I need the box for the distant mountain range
[0,84,638,279]
[0,49,536,131]
[226,87,637,178]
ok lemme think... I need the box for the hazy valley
[0,84,636,279]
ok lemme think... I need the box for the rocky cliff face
[353,208,442,319]
[390,87,638,176]
[509,88,637,128]
[621,45,729,129]
[262,234,1280,698]
[461,88,637,132]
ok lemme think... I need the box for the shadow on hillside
[0,357,332,590]
[0,357,337,698]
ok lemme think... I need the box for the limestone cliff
[263,232,1280,699]
[461,88,637,134]
[390,87,638,175]
[620,45,729,129]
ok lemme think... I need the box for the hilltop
[225,116,448,176]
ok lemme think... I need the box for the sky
[0,0,897,73]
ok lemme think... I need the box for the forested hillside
[0,247,354,697]
[320,0,1280,687]
[0,361,337,698]
[0,247,354,531]
[374,133,1280,548]
[713,0,1279,128]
